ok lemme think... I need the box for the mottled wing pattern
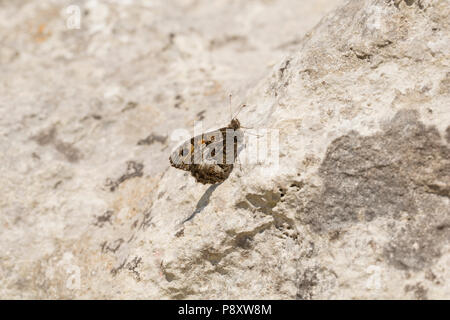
[169,121,243,184]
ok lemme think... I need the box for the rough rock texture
[1,0,449,299]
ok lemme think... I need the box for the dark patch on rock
[391,0,422,9]
[122,101,138,112]
[137,133,167,146]
[295,265,337,300]
[235,234,253,249]
[54,140,82,162]
[81,114,102,121]
[236,191,281,214]
[383,217,447,271]
[404,282,428,300]
[196,110,205,121]
[296,267,318,300]
[139,209,153,230]
[350,46,372,61]
[32,127,82,162]
[106,161,144,192]
[126,256,142,281]
[278,59,290,79]
[93,210,114,227]
[304,109,449,270]
[110,259,127,276]
[174,94,183,109]
[209,35,247,50]
[175,228,184,238]
[101,238,124,254]
[33,127,56,145]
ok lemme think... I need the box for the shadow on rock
[182,183,222,223]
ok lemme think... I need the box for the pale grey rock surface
[1,0,449,299]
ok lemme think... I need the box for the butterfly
[169,101,246,184]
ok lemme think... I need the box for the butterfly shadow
[181,182,222,224]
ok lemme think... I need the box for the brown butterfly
[169,95,248,185]
[169,116,244,184]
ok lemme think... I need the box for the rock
[0,0,448,299]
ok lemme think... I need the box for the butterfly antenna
[232,103,246,120]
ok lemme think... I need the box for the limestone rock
[1,0,448,299]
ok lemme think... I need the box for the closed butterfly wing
[169,119,243,184]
